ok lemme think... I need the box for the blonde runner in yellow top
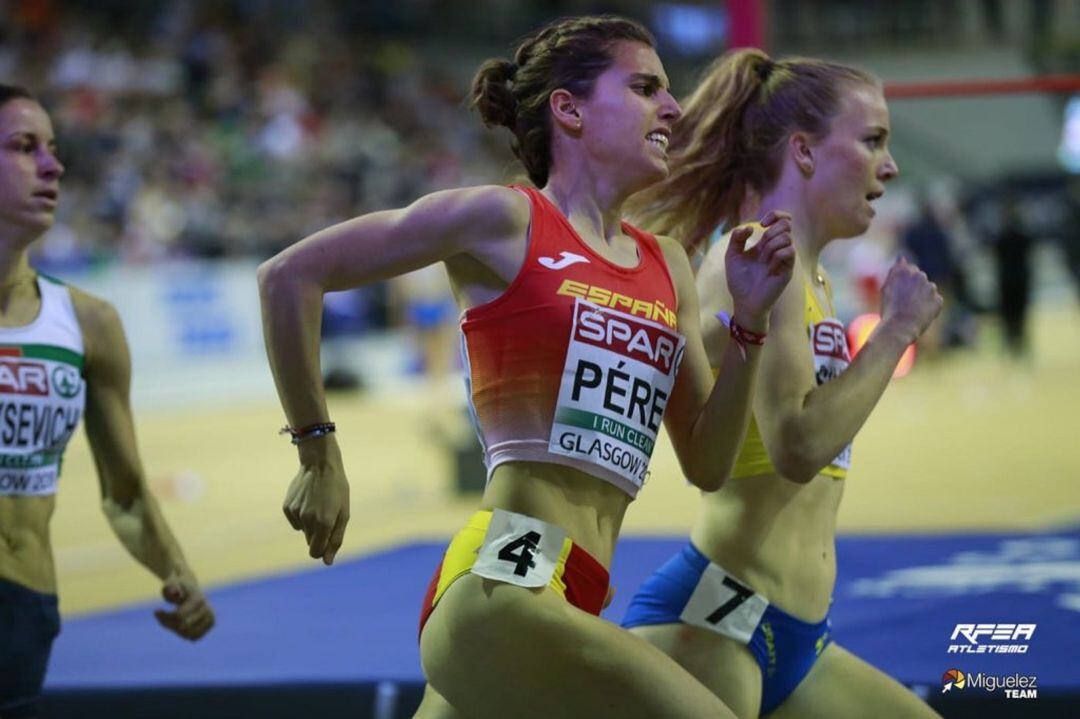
[731,275,851,481]
[621,50,944,719]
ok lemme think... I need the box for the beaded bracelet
[716,311,767,361]
[279,421,337,445]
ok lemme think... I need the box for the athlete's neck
[0,248,37,314]
[741,186,828,279]
[541,169,632,247]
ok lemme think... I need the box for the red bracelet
[716,311,767,360]
[279,421,336,445]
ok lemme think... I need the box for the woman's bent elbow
[257,255,308,305]
[772,452,818,484]
[686,464,729,492]
[257,257,284,296]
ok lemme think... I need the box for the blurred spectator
[389,264,457,381]
[848,237,890,314]
[900,190,980,354]
[1063,175,1080,304]
[321,288,379,391]
[992,192,1035,358]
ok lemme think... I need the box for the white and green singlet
[0,275,85,497]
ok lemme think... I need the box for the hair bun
[470,58,519,130]
[494,59,517,84]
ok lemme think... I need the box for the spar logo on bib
[809,318,852,471]
[0,360,49,396]
[811,319,850,361]
[549,300,685,490]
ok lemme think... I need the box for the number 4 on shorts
[471,509,565,588]
[498,531,542,577]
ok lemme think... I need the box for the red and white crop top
[459,186,685,498]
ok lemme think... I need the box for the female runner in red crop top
[258,16,795,719]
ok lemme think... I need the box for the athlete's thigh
[422,575,737,719]
[413,684,469,719]
[631,624,762,719]
[766,643,941,719]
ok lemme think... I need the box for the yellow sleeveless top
[728,281,852,480]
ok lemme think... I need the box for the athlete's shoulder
[421,184,531,237]
[65,285,124,345]
[651,233,695,280]
[63,287,131,382]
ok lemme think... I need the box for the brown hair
[470,15,655,187]
[630,49,877,251]
[0,84,36,109]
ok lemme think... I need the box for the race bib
[831,443,852,471]
[471,509,567,588]
[0,463,60,496]
[680,564,769,644]
[0,352,84,497]
[809,318,852,471]
[549,300,685,490]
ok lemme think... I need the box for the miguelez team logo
[942,668,966,693]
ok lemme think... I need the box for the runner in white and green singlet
[0,84,215,719]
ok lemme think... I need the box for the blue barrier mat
[47,529,1080,692]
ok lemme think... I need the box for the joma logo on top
[0,361,49,396]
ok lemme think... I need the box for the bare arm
[701,243,942,483]
[661,214,795,491]
[258,185,529,430]
[74,289,214,640]
[257,185,530,563]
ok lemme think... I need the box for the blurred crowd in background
[4,0,1080,375]
[4,0,523,268]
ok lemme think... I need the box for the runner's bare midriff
[483,461,631,569]
[691,471,844,623]
[0,495,56,593]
